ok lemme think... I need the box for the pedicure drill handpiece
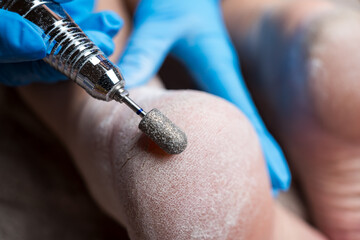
[1,0,187,154]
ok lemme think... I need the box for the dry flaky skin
[139,109,187,155]
[107,89,274,240]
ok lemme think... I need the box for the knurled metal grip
[0,0,125,101]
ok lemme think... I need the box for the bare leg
[224,0,360,239]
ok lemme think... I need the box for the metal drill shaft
[139,109,188,154]
[122,96,147,118]
[112,89,187,154]
[1,0,125,101]
[2,0,188,154]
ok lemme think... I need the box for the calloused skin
[18,81,325,239]
[224,0,360,239]
[15,0,328,239]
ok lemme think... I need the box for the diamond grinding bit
[3,0,187,154]
[139,109,188,154]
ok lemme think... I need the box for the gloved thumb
[172,23,291,192]
[118,20,176,88]
[0,10,46,63]
[172,27,260,123]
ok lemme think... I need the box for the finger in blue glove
[0,1,122,86]
[0,9,46,63]
[118,0,291,192]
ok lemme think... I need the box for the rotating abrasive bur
[1,0,187,154]
[139,109,187,154]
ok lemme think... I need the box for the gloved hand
[118,0,291,192]
[0,0,122,85]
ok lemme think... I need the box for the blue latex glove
[0,0,123,86]
[119,0,291,192]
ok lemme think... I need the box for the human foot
[232,1,360,239]
[18,79,328,239]
[19,83,275,239]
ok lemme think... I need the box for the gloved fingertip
[271,189,280,197]
[21,21,47,60]
[61,0,95,21]
[79,11,123,38]
[85,31,115,56]
[101,11,124,37]
[117,24,175,88]
[119,68,150,88]
[0,11,46,62]
[260,133,291,191]
[118,54,157,88]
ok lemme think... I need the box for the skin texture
[18,82,278,240]
[72,88,274,239]
[0,88,130,240]
[223,0,360,239]
[12,0,327,239]
[17,81,326,240]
